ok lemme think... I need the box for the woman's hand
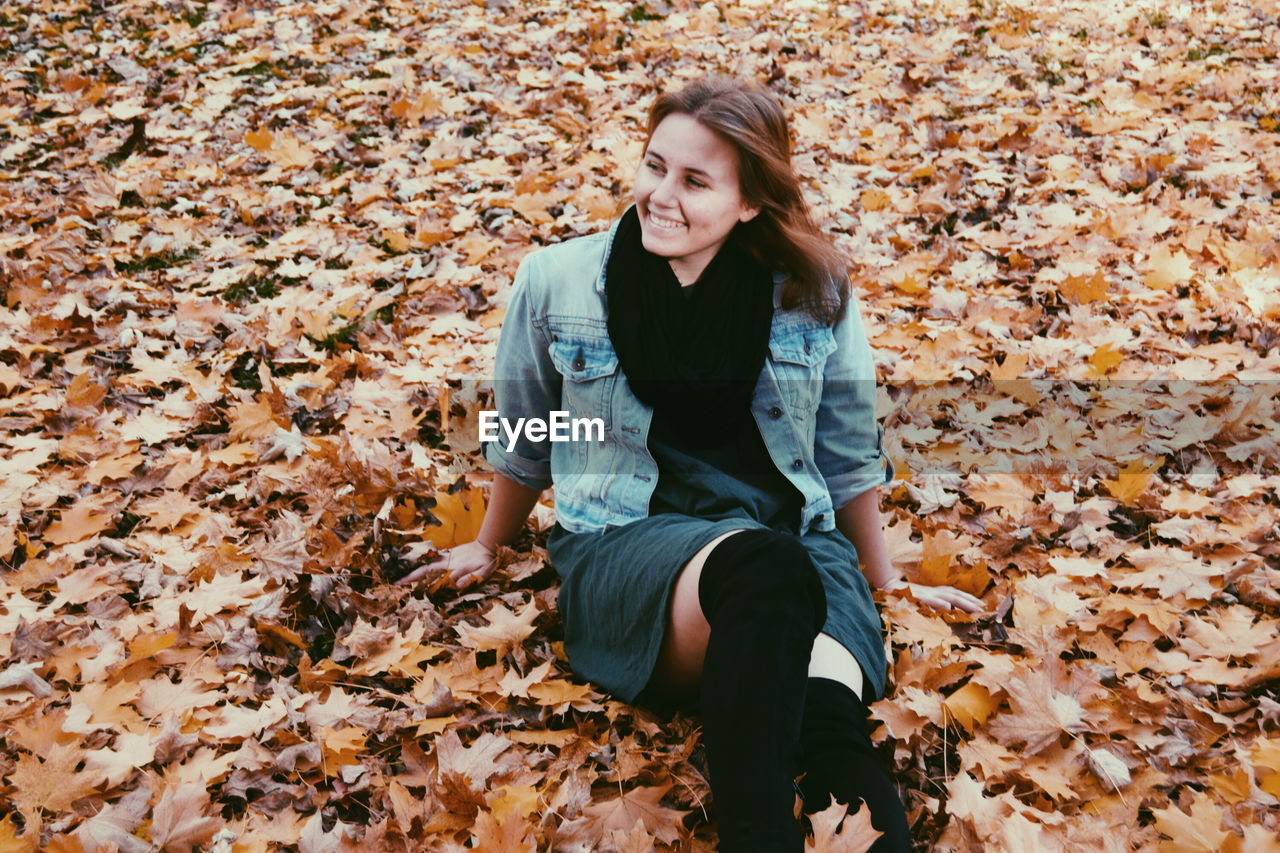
[883,579,985,613]
[397,540,498,590]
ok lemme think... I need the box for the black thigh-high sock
[696,529,827,853]
[798,677,911,852]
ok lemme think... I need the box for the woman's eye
[687,178,706,188]
[646,161,663,173]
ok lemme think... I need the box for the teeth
[650,213,684,231]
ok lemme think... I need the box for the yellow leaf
[84,451,144,485]
[1088,343,1123,377]
[510,190,555,225]
[125,631,178,665]
[489,784,541,821]
[244,128,273,152]
[861,187,892,211]
[1252,739,1280,797]
[381,228,410,253]
[892,274,928,295]
[527,679,592,707]
[943,682,999,732]
[317,726,366,768]
[1102,457,1163,504]
[423,488,486,549]
[1061,270,1109,304]
[147,783,221,853]
[207,442,258,466]
[0,814,33,853]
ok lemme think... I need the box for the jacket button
[768,406,782,419]
[791,458,803,471]
[572,356,585,371]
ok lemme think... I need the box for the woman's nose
[650,174,678,206]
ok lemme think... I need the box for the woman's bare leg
[646,528,748,698]
[807,632,864,700]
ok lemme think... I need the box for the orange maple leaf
[1151,793,1231,852]
[455,599,541,657]
[469,808,536,853]
[244,128,273,151]
[1060,270,1109,303]
[43,501,115,545]
[7,745,100,832]
[578,783,690,845]
[986,672,1088,755]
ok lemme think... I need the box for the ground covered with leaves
[2,0,1279,849]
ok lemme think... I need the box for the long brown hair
[643,74,849,324]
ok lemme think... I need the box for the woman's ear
[739,204,761,223]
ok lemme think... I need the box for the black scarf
[605,205,775,448]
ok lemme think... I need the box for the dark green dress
[546,284,889,707]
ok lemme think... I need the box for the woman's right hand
[397,539,498,590]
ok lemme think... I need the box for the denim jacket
[484,209,893,535]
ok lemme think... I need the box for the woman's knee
[697,529,827,625]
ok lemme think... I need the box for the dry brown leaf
[805,797,882,853]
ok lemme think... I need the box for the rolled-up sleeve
[483,253,559,491]
[813,291,893,509]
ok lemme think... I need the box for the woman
[400,75,983,852]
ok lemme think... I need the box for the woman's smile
[648,211,686,231]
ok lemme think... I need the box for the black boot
[697,529,827,853]
[798,677,911,852]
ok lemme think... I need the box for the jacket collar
[595,204,785,309]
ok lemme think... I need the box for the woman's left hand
[883,579,985,613]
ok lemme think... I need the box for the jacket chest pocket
[768,326,836,417]
[548,333,620,432]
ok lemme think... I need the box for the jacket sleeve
[813,290,893,509]
[482,251,559,491]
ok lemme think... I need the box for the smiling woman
[399,73,984,853]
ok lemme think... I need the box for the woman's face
[634,113,760,285]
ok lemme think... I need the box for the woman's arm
[834,486,900,589]
[475,472,544,552]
